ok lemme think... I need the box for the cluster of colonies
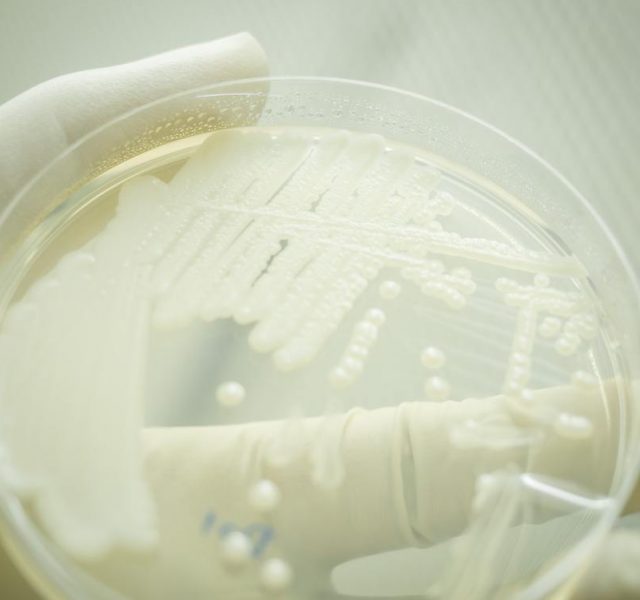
[496,275,597,392]
[495,274,598,439]
[127,127,582,376]
[329,307,385,389]
[421,346,449,401]
[213,385,292,592]
[218,477,291,593]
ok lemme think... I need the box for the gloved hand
[86,386,624,600]
[0,31,268,208]
[0,31,269,600]
[570,526,640,600]
[1,32,639,600]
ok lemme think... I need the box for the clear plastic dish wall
[0,77,638,600]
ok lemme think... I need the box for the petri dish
[0,77,638,600]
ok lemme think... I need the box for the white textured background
[0,1,638,597]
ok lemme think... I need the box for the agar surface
[0,126,601,568]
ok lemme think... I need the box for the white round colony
[216,381,246,407]
[260,558,293,593]
[248,479,282,514]
[365,307,386,326]
[220,531,252,568]
[424,376,451,401]
[420,346,446,370]
[378,279,401,300]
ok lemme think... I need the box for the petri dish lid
[0,77,639,600]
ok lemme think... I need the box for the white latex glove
[84,385,621,599]
[0,31,268,208]
[0,31,268,600]
[571,528,640,600]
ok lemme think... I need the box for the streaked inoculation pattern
[138,127,584,373]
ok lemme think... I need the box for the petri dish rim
[0,76,638,600]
